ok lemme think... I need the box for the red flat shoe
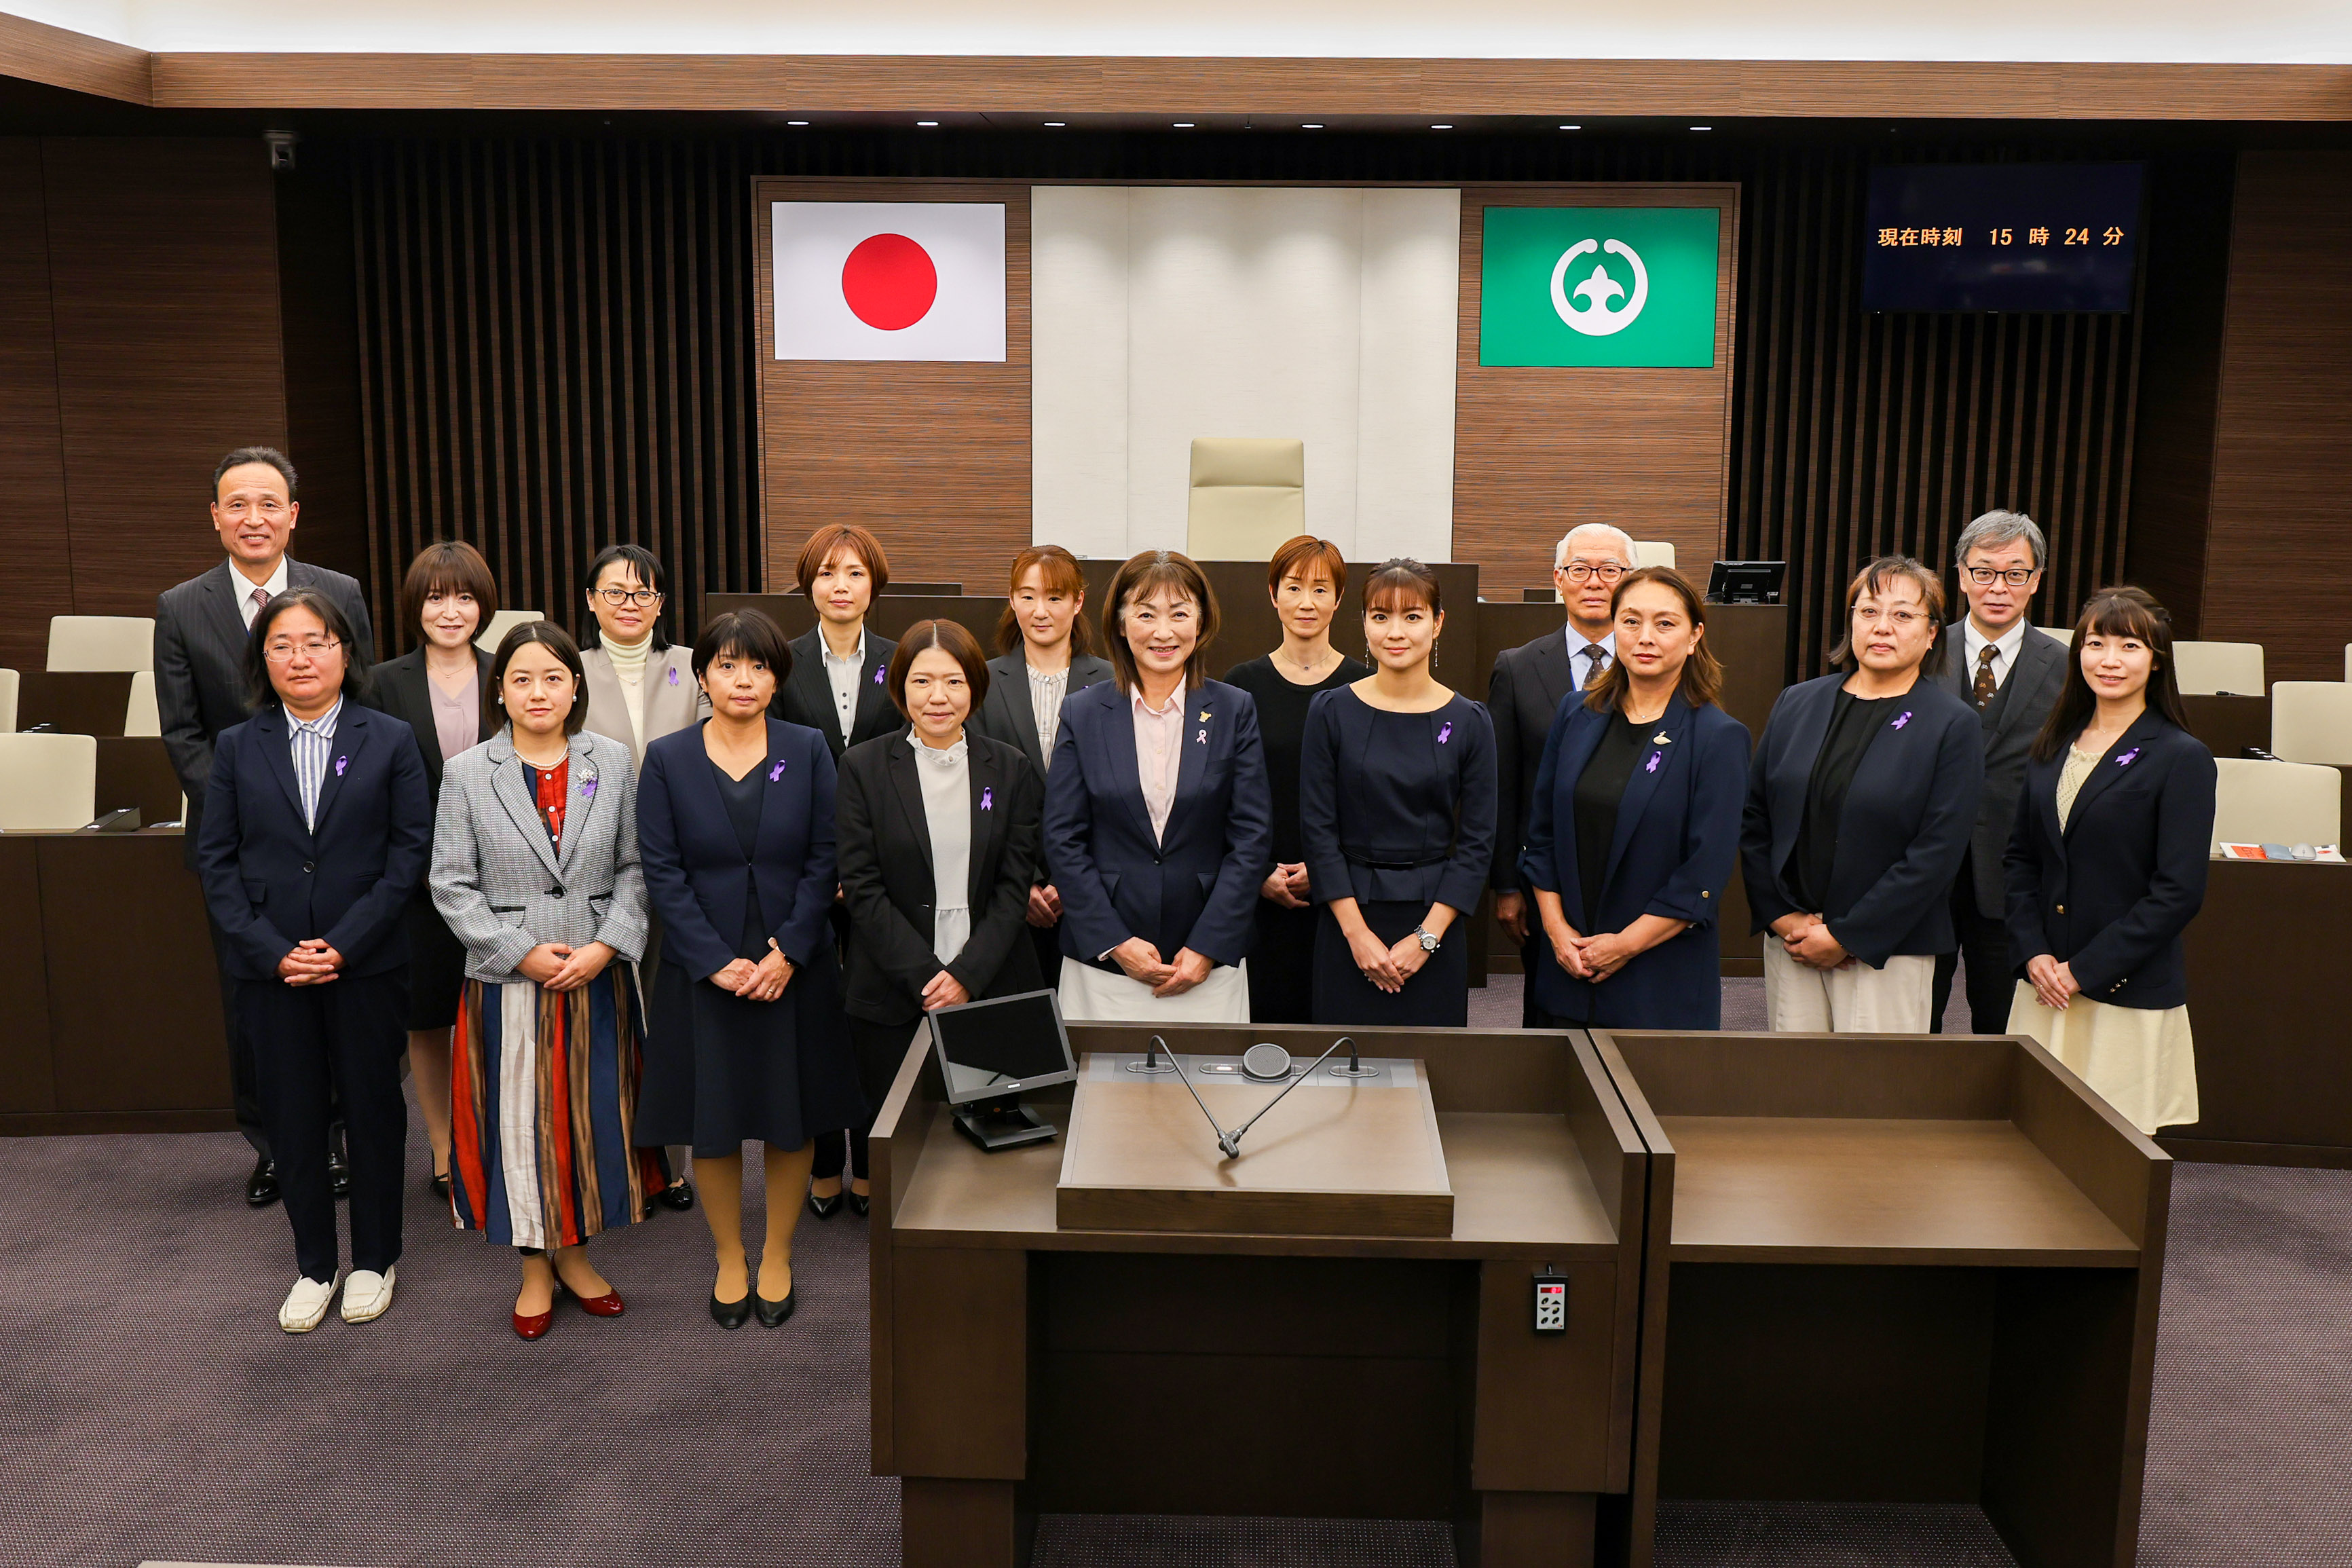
[572,1286,625,1318]
[512,1307,553,1340]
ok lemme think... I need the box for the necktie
[249,585,269,622]
[1582,646,1609,688]
[1973,644,1998,709]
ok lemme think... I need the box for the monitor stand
[952,1094,1058,1153]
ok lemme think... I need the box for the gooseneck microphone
[1329,1034,1376,1078]
[1155,1035,1359,1160]
[1125,1032,1179,1075]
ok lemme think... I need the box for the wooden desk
[18,671,134,736]
[95,736,181,824]
[2181,692,2270,759]
[870,1021,1652,1567]
[1591,1030,2169,1568]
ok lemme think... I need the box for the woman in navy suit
[1740,556,1984,1033]
[634,610,864,1329]
[2004,587,2215,1134]
[1044,550,1273,1024]
[1519,567,1750,1030]
[198,588,432,1333]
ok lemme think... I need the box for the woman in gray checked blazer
[430,619,664,1341]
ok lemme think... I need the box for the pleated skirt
[2006,981,2199,1136]
[447,967,665,1249]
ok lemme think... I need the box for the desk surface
[1661,1115,2139,1266]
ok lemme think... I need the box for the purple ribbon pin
[1644,751,1662,774]
[2116,747,2141,768]
[1437,721,1454,745]
[579,775,599,800]
[1890,711,1913,730]
[768,759,787,782]
[874,667,886,684]
[980,786,994,812]
[667,667,679,686]
[333,755,348,777]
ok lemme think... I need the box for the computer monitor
[927,989,1077,1151]
[1706,561,1786,605]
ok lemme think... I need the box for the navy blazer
[2004,712,2215,1010]
[1520,696,1751,1027]
[636,718,839,983]
[1043,678,1274,969]
[195,701,433,982]
[1740,673,1985,967]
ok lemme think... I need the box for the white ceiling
[7,0,2349,63]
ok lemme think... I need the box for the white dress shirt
[1027,662,1072,769]
[1131,687,1184,846]
[820,627,867,743]
[910,732,973,966]
[1564,626,1616,692]
[1962,616,2030,694]
[233,555,292,629]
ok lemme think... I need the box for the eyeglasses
[264,637,341,664]
[1560,563,1626,584]
[1964,566,2038,587]
[595,586,663,608]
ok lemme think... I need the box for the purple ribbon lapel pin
[980,786,995,812]
[333,755,348,777]
[2116,747,2142,768]
[579,774,599,800]
[768,759,787,782]
[1890,711,1913,730]
[667,667,679,686]
[1644,751,1662,774]
[1437,721,1454,745]
[874,667,886,684]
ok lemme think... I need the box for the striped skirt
[448,968,665,1249]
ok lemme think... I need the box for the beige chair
[47,615,154,673]
[1631,541,1678,570]
[2169,640,2264,697]
[0,732,96,830]
[477,609,544,652]
[0,669,16,734]
[2271,682,2352,768]
[1187,438,1304,561]
[2212,758,2342,848]
[2342,643,2350,683]
[123,670,160,738]
[2036,624,2074,646]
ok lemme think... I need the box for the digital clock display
[1862,163,2144,313]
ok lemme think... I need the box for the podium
[867,1022,1653,1567]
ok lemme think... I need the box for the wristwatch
[1413,925,1440,953]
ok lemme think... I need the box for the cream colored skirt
[1057,958,1251,1024]
[2006,981,2198,1135]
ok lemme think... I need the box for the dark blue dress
[1298,687,1499,1026]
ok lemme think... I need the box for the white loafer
[341,1265,396,1324]
[279,1273,340,1334]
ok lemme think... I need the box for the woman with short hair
[432,621,660,1339]
[1740,556,1984,1033]
[774,523,903,761]
[2004,588,2215,1134]
[1044,550,1273,1024]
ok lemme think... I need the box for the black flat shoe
[245,1157,280,1208]
[710,1290,753,1330]
[327,1140,352,1200]
[754,1285,797,1327]
[429,1170,451,1203]
[847,1190,870,1218]
[658,1179,696,1212]
[806,1189,842,1220]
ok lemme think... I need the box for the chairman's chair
[2271,682,2352,768]
[1632,541,1678,570]
[2212,758,2342,848]
[477,609,543,652]
[2169,640,2265,697]
[123,670,160,737]
[0,732,96,830]
[1187,438,1304,561]
[47,615,153,673]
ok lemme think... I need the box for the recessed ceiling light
[916,120,939,128]
[1690,124,1713,131]
[1431,123,1453,130]
[1173,122,1196,128]
[1558,124,1581,130]
[787,120,810,126]
[1301,123,1324,130]
[1043,121,1066,127]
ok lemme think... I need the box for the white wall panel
[1030,186,1131,560]
[1354,189,1461,565]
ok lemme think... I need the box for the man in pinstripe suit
[155,447,375,1206]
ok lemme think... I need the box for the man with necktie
[1930,509,2066,1034]
[1487,523,1638,1026]
[156,448,376,1206]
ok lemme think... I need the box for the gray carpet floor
[0,973,2338,1567]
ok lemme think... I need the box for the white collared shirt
[1027,661,1072,768]
[1564,626,1616,692]
[287,696,343,832]
[1130,686,1184,845]
[1961,616,2030,694]
[819,627,867,743]
[232,556,291,629]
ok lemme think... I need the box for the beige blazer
[579,642,705,763]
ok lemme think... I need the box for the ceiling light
[1173,122,1196,128]
[1301,123,1324,130]
[1431,123,1453,130]
[916,120,939,127]
[1690,124,1713,131]
[787,120,810,126]
[1558,124,1581,130]
[1043,121,1066,127]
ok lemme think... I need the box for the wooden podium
[868,1022,1653,1567]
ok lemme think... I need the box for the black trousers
[236,971,407,1283]
[1930,852,2017,1035]
[810,1017,925,1184]
[206,910,272,1157]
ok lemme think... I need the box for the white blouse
[910,732,973,965]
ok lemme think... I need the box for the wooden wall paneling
[0,136,73,676]
[753,177,1033,601]
[2195,152,2352,682]
[0,12,149,106]
[1452,183,1739,600]
[276,143,372,597]
[41,138,288,619]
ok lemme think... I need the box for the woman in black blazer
[1740,555,1984,1033]
[198,589,432,1333]
[772,523,903,760]
[363,541,494,1201]
[838,619,1046,1206]
[2004,587,2215,1134]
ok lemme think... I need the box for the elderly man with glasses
[1487,523,1638,1026]
[1930,509,2068,1034]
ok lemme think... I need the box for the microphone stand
[1124,1032,1178,1074]
[1158,1035,1356,1161]
[1328,1033,1377,1078]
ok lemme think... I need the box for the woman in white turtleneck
[578,542,704,1211]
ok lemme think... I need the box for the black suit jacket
[1936,620,2068,916]
[156,559,375,865]
[836,731,1045,1026]
[969,650,1117,776]
[362,646,490,801]
[2004,713,2215,1009]
[1487,627,1581,894]
[194,702,432,982]
[774,626,903,760]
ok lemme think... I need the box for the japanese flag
[770,201,1007,362]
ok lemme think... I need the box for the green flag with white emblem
[1478,206,1721,368]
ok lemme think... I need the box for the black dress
[635,758,867,1157]
[1223,652,1373,1024]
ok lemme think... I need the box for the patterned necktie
[1973,643,1999,709]
[1582,646,1609,688]
[249,585,269,620]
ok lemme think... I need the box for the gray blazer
[1936,618,2068,916]
[970,650,1116,776]
[578,642,705,764]
[430,727,648,984]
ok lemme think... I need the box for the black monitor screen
[1863,163,2143,313]
[929,990,1076,1104]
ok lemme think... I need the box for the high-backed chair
[2212,758,2342,848]
[0,732,96,830]
[2036,624,2074,646]
[47,616,155,673]
[2271,682,2352,768]
[2342,643,2350,683]
[1632,541,1678,570]
[0,668,17,734]
[1186,438,1304,561]
[123,670,160,738]
[477,609,543,652]
[2169,640,2265,696]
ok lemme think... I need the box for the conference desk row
[870,1022,2169,1568]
